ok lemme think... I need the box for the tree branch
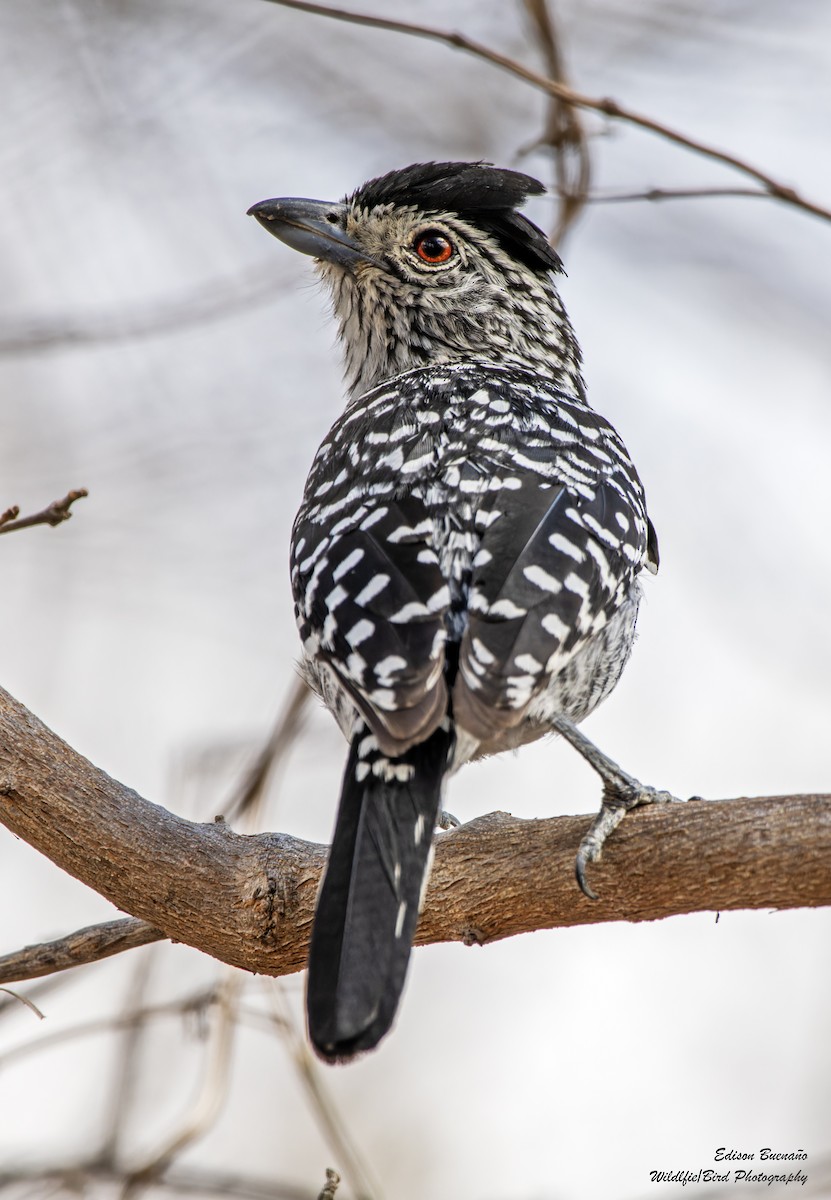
[0,684,829,988]
[521,0,591,244]
[0,1162,314,1200]
[262,0,831,226]
[0,918,164,986]
[0,269,285,358]
[0,489,87,536]
[588,186,774,205]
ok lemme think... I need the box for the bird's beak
[247,197,371,268]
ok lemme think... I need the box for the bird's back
[292,360,654,765]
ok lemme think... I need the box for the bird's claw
[576,781,681,899]
[438,809,462,831]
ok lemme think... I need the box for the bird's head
[249,161,583,399]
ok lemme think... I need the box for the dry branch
[522,0,591,243]
[0,489,87,536]
[0,1163,313,1200]
[0,917,163,985]
[1,685,829,989]
[263,0,831,226]
[0,268,285,358]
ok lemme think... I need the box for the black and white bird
[249,162,672,1062]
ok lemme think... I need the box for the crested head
[347,161,564,277]
[250,161,585,400]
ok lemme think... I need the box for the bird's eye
[414,231,454,265]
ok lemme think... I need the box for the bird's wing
[293,491,449,756]
[453,474,647,742]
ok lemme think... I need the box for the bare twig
[317,1170,340,1200]
[522,0,591,243]
[0,1162,313,1200]
[222,675,311,824]
[266,983,379,1200]
[262,0,831,226]
[0,917,164,986]
[0,970,101,1023]
[97,952,160,1168]
[0,268,286,358]
[122,973,243,1197]
[0,489,87,536]
[0,991,217,1073]
[588,186,773,205]
[0,987,45,1020]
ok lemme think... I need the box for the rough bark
[1,685,829,985]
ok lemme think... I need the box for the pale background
[1,2,830,1198]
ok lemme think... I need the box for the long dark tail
[306,722,453,1062]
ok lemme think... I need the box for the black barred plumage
[249,161,670,1062]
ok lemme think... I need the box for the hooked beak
[247,197,372,268]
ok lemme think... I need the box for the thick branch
[0,684,829,987]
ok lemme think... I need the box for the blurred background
[1,1,830,1198]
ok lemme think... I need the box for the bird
[248,161,673,1063]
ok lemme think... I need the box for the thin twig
[588,186,773,205]
[0,970,98,1023]
[0,917,164,986]
[96,952,160,1168]
[317,1170,340,1200]
[0,1163,313,1200]
[0,992,217,1073]
[262,0,831,226]
[0,267,286,358]
[0,987,45,1020]
[521,0,591,243]
[266,982,380,1200]
[222,675,311,825]
[0,489,88,536]
[121,974,243,1198]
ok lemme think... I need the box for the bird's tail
[306,720,452,1062]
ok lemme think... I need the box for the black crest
[348,161,563,276]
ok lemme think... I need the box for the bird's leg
[551,715,681,900]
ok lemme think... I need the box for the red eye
[414,231,454,264]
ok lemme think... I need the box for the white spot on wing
[375,654,407,678]
[325,583,348,611]
[514,653,543,673]
[549,532,584,562]
[488,598,527,619]
[346,619,375,647]
[333,548,365,580]
[389,600,430,623]
[523,564,563,594]
[355,574,390,605]
[541,611,570,640]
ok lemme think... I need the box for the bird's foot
[437,809,461,831]
[551,715,681,900]
[575,778,678,899]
